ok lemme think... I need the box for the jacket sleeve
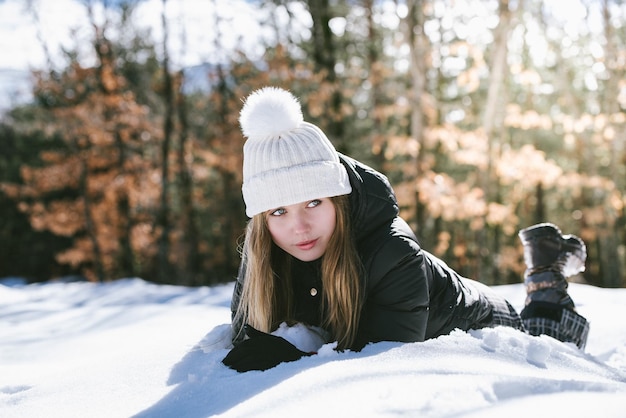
[356,231,431,347]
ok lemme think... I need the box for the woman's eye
[270,208,286,216]
[307,199,322,208]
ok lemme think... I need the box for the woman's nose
[292,212,310,234]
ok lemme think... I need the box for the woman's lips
[296,239,318,250]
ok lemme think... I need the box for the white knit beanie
[240,87,352,218]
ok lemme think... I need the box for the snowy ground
[1,278,625,418]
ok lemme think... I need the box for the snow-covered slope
[1,279,625,417]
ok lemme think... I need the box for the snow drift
[1,278,625,417]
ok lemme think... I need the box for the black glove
[222,325,313,372]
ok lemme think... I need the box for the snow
[1,278,625,418]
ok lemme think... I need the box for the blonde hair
[234,195,363,350]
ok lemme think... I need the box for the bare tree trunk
[306,0,345,152]
[599,0,624,287]
[157,0,174,283]
[364,0,384,170]
[80,159,105,282]
[172,6,199,285]
[482,0,511,136]
[115,132,135,277]
[405,0,428,235]
[533,182,545,225]
[176,69,200,284]
[308,0,337,78]
[478,0,513,282]
[210,0,244,282]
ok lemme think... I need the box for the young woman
[222,87,589,372]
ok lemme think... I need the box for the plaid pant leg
[482,291,526,332]
[522,305,589,350]
[464,278,525,332]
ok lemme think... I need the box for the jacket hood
[339,154,400,242]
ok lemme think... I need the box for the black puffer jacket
[230,154,493,348]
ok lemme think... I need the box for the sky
[0,0,312,112]
[0,0,605,111]
[0,0,312,71]
[1,277,625,417]
[0,0,602,72]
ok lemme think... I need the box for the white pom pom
[239,87,303,140]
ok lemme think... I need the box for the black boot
[518,223,589,349]
[519,222,586,308]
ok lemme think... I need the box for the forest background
[0,0,624,288]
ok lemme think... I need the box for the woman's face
[266,198,336,262]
